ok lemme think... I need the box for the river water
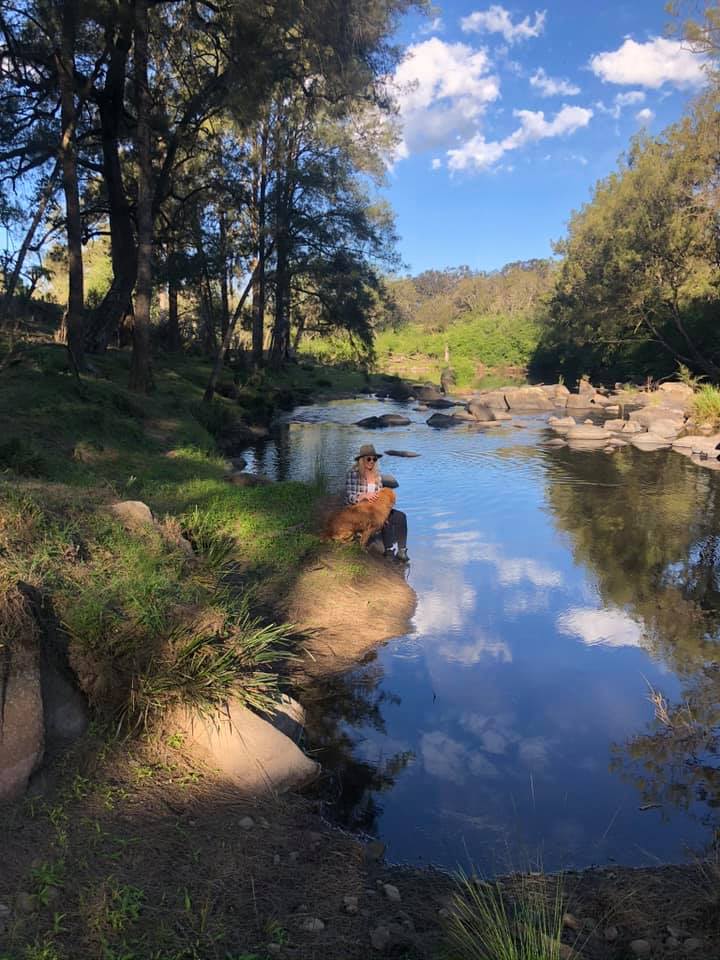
[243,396,720,874]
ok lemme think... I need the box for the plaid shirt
[344,466,383,505]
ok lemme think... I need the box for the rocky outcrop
[168,699,319,797]
[503,387,555,411]
[356,414,411,429]
[383,450,420,458]
[1,584,88,802]
[467,400,496,421]
[381,474,399,489]
[426,413,462,428]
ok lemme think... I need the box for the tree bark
[54,0,85,369]
[251,124,268,367]
[203,261,259,403]
[128,0,153,393]
[167,274,180,351]
[84,9,138,353]
[219,209,230,342]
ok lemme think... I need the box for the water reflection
[246,400,720,870]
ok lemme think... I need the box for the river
[242,396,720,875]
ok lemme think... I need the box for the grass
[692,385,720,427]
[445,872,567,960]
[0,340,334,733]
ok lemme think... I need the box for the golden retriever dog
[323,488,396,547]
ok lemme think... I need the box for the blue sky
[384,1,707,274]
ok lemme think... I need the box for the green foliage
[446,873,566,960]
[0,437,48,477]
[692,385,720,426]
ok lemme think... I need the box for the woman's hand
[358,491,379,502]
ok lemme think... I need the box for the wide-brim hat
[354,443,383,461]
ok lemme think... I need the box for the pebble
[383,884,401,903]
[630,939,651,957]
[301,917,325,932]
[604,926,618,942]
[343,895,359,915]
[239,816,255,831]
[370,925,391,952]
[562,912,581,931]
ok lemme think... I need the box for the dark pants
[382,509,407,551]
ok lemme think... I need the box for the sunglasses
[363,455,379,462]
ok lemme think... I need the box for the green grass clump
[446,873,566,960]
[692,385,720,427]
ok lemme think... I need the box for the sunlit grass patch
[692,385,720,427]
[446,872,566,960]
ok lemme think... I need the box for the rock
[658,382,694,400]
[474,389,510,410]
[425,398,459,409]
[603,419,626,432]
[565,425,607,442]
[647,418,684,438]
[412,384,443,402]
[301,917,325,932]
[503,386,554,411]
[381,474,399,489]
[370,926,391,952]
[387,383,413,402]
[15,892,35,914]
[427,413,461,428]
[544,438,567,447]
[384,450,420,458]
[225,472,271,487]
[239,816,255,830]
[450,409,478,422]
[565,394,595,411]
[356,416,382,428]
[630,939,651,957]
[268,695,306,743]
[110,500,153,528]
[289,851,300,863]
[383,884,401,903]
[684,939,702,953]
[578,378,596,397]
[467,400,496,421]
[631,432,672,450]
[671,434,720,453]
[343,895,359,915]
[377,414,411,427]
[364,840,386,861]
[0,634,44,802]
[604,404,621,414]
[562,913,581,931]
[230,456,247,472]
[604,926,618,941]
[667,925,692,940]
[629,406,686,428]
[167,699,320,797]
[548,416,576,434]
[666,937,680,949]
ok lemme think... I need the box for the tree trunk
[269,228,290,367]
[203,261,259,403]
[84,11,137,353]
[128,0,154,393]
[167,276,180,351]
[54,0,85,369]
[219,209,230,342]
[251,125,268,367]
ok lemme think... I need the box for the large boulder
[565,394,595,411]
[577,378,597,398]
[629,406,686,429]
[111,500,154,529]
[503,387,554,411]
[377,414,411,427]
[169,699,319,796]
[386,382,413,402]
[384,449,420,458]
[356,416,382,428]
[631,432,672,451]
[548,416,576,435]
[424,398,459,409]
[565,425,607,443]
[412,384,443,402]
[427,413,462,428]
[474,390,510,411]
[658,382,694,402]
[0,633,44,801]
[467,400,496,421]
[381,473,399,488]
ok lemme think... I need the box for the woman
[345,443,409,562]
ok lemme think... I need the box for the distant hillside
[373,260,555,388]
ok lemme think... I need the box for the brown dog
[323,488,396,547]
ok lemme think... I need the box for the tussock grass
[446,872,566,960]
[692,385,720,427]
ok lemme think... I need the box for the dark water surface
[245,397,720,874]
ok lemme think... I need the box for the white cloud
[530,67,580,97]
[590,37,707,90]
[437,630,512,665]
[421,731,499,784]
[636,107,655,125]
[448,104,592,172]
[461,5,546,44]
[557,606,644,648]
[390,37,500,155]
[595,90,646,120]
[419,15,444,36]
[431,157,442,170]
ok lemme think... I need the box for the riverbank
[2,345,720,959]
